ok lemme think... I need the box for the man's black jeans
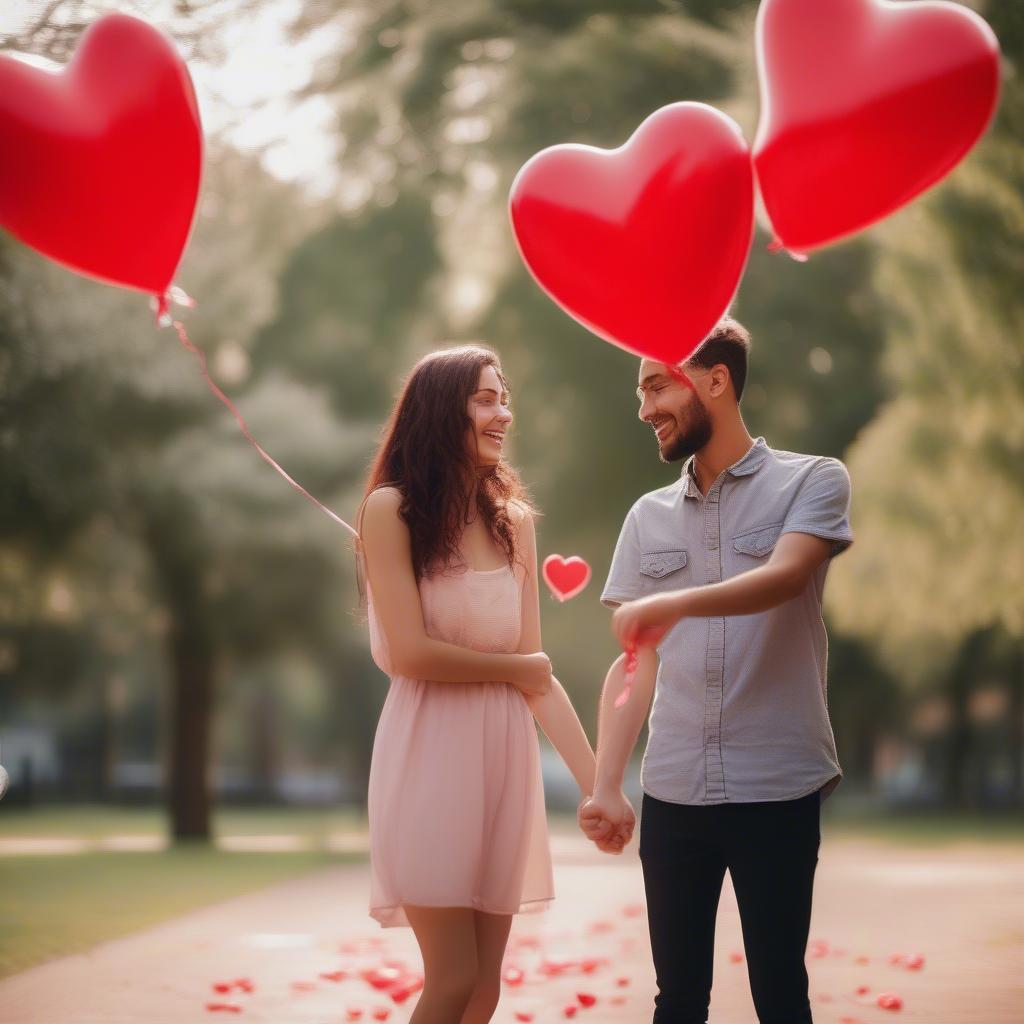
[638,787,822,1024]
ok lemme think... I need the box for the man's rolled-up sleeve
[600,504,644,608]
[782,458,854,558]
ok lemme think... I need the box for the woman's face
[465,363,513,468]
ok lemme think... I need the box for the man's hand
[577,790,636,855]
[611,594,678,652]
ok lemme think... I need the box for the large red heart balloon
[753,0,1000,253]
[0,13,202,297]
[510,103,755,366]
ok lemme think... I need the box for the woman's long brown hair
[356,344,538,601]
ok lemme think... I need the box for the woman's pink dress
[364,557,555,928]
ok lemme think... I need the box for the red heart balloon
[0,13,202,296]
[542,555,592,603]
[510,102,755,366]
[753,0,999,253]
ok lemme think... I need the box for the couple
[354,316,852,1024]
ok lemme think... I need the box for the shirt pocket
[639,549,688,581]
[731,521,784,559]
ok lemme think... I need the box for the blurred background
[0,0,1022,975]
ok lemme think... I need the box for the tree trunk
[167,604,215,839]
[142,510,216,842]
[1005,641,1023,809]
[943,629,993,811]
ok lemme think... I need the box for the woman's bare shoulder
[364,486,404,518]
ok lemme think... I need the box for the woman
[355,344,622,1024]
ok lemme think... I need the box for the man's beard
[659,399,713,463]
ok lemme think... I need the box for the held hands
[577,788,636,855]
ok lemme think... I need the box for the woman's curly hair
[356,343,538,603]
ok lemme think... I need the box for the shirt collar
[681,437,769,498]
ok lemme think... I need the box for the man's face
[636,359,713,463]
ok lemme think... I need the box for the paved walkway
[1,830,1021,1023]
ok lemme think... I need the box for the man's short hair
[685,316,751,402]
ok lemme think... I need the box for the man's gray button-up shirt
[600,437,853,805]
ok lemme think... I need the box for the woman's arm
[515,507,597,797]
[360,487,550,693]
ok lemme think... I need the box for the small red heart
[542,555,591,602]
[510,102,754,365]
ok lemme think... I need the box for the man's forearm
[594,649,657,792]
[666,563,802,620]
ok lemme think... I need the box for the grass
[0,803,366,839]
[0,845,358,979]
[823,806,1024,845]
[0,804,370,979]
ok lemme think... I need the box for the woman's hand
[514,651,553,697]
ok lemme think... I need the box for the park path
[0,828,1021,1024]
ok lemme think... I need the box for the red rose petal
[615,977,630,987]
[577,992,597,1007]
[346,1009,364,1022]
[855,984,871,996]
[514,1013,534,1023]
[372,1010,391,1022]
[563,1006,578,1019]
[212,983,232,994]
[204,1003,242,1013]
[877,992,903,1011]
[503,966,526,986]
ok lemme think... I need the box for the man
[579,316,853,1024]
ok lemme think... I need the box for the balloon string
[154,290,358,539]
[614,644,638,709]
